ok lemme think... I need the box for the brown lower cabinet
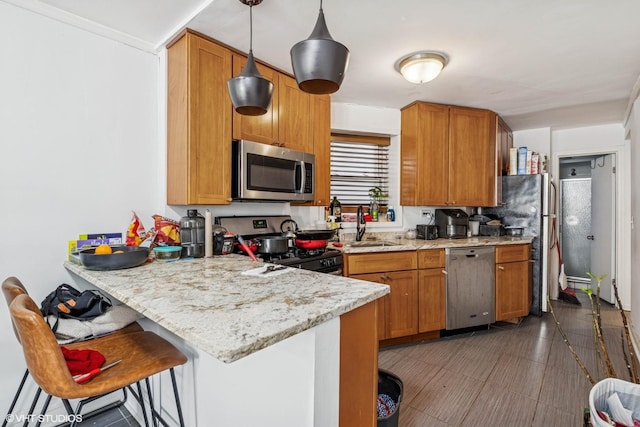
[344,250,446,343]
[351,270,418,339]
[495,244,532,321]
[340,300,378,427]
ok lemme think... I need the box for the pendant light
[290,0,349,95]
[228,0,273,116]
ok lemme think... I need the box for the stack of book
[509,147,541,175]
[68,232,123,263]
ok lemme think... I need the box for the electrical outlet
[421,209,433,217]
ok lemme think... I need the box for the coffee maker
[435,209,469,239]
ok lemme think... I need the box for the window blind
[330,135,389,205]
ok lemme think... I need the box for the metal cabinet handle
[498,266,505,270]
[587,235,595,240]
[442,270,448,275]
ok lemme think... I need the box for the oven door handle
[294,161,305,194]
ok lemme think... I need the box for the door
[590,154,616,303]
[560,178,591,282]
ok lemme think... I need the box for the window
[330,133,390,205]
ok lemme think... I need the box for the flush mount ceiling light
[228,0,273,116]
[290,0,350,94]
[398,52,448,84]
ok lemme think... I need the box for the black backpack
[40,284,112,330]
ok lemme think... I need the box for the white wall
[0,2,162,410]
[627,98,640,343]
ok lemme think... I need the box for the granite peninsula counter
[64,255,388,363]
[65,255,388,426]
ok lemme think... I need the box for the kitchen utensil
[294,239,328,250]
[261,265,287,274]
[293,229,336,240]
[153,246,182,262]
[236,235,258,262]
[73,360,122,383]
[79,246,149,271]
[255,236,289,254]
[504,226,524,236]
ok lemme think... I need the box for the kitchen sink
[347,241,400,247]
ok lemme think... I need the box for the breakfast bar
[64,256,389,426]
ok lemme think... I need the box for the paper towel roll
[205,209,213,257]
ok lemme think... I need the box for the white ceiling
[19,0,640,131]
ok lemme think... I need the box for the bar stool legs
[144,369,185,427]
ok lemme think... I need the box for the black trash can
[377,369,403,427]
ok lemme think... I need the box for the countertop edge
[64,260,389,364]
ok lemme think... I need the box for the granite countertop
[64,256,388,363]
[337,235,535,254]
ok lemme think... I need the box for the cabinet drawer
[345,251,417,275]
[495,244,530,263]
[418,249,445,269]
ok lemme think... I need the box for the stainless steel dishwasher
[446,246,495,330]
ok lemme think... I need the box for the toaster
[435,209,469,239]
[416,224,438,240]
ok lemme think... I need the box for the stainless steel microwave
[232,140,315,202]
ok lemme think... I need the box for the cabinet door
[352,270,418,339]
[167,32,232,205]
[344,252,417,275]
[278,74,313,153]
[495,260,530,321]
[418,268,446,332]
[498,117,513,176]
[448,106,498,206]
[231,55,279,145]
[400,102,449,206]
[310,94,331,206]
[496,244,530,263]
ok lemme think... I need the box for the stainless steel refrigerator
[482,174,552,316]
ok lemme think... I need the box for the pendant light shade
[290,0,349,95]
[228,0,273,116]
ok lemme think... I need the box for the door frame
[552,146,630,309]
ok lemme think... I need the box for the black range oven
[214,215,343,275]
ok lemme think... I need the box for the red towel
[60,347,105,376]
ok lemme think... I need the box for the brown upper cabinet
[232,56,315,154]
[167,31,233,205]
[167,30,330,205]
[401,101,510,207]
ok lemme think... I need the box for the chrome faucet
[356,205,366,241]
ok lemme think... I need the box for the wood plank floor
[379,292,634,427]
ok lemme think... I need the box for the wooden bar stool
[2,277,144,427]
[9,293,188,427]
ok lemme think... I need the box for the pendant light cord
[249,3,253,54]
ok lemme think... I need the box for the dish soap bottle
[387,206,395,222]
[327,216,340,241]
[330,197,341,222]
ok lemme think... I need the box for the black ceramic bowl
[79,246,150,271]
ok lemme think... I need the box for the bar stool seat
[10,293,187,426]
[2,276,144,427]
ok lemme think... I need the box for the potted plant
[368,187,387,222]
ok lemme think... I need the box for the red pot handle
[237,236,258,262]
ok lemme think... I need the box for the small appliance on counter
[416,224,438,240]
[435,209,469,239]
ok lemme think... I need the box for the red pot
[235,239,258,254]
[294,239,328,250]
